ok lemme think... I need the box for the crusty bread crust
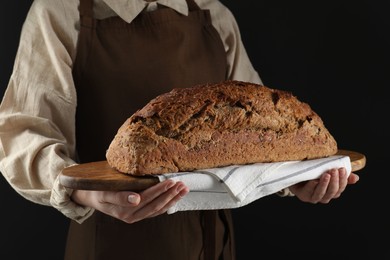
[106,80,337,175]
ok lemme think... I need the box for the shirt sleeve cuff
[50,174,95,224]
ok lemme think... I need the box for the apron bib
[67,0,234,259]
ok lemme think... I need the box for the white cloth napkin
[157,155,352,214]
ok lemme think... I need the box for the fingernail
[128,194,138,204]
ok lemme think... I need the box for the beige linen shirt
[0,0,263,223]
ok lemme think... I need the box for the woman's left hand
[289,167,359,204]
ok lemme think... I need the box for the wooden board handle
[336,149,366,172]
[60,161,159,191]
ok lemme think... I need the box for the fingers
[98,179,179,208]
[138,179,177,205]
[291,167,356,204]
[316,169,339,203]
[310,172,331,203]
[84,179,189,224]
[130,181,189,222]
[147,185,189,219]
[334,168,348,198]
[314,167,349,204]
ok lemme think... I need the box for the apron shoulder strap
[79,0,95,27]
[186,0,201,11]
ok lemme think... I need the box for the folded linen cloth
[157,155,351,214]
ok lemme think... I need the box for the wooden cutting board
[59,149,366,191]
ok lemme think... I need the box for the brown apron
[66,0,234,259]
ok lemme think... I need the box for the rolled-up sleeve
[0,0,93,223]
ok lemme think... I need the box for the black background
[1,1,388,259]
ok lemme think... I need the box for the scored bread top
[106,80,337,175]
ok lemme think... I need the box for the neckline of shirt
[102,0,189,23]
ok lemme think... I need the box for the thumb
[100,191,140,207]
[347,172,360,184]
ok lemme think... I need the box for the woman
[0,0,358,259]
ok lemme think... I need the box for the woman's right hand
[71,180,189,223]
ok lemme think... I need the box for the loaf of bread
[106,80,337,175]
